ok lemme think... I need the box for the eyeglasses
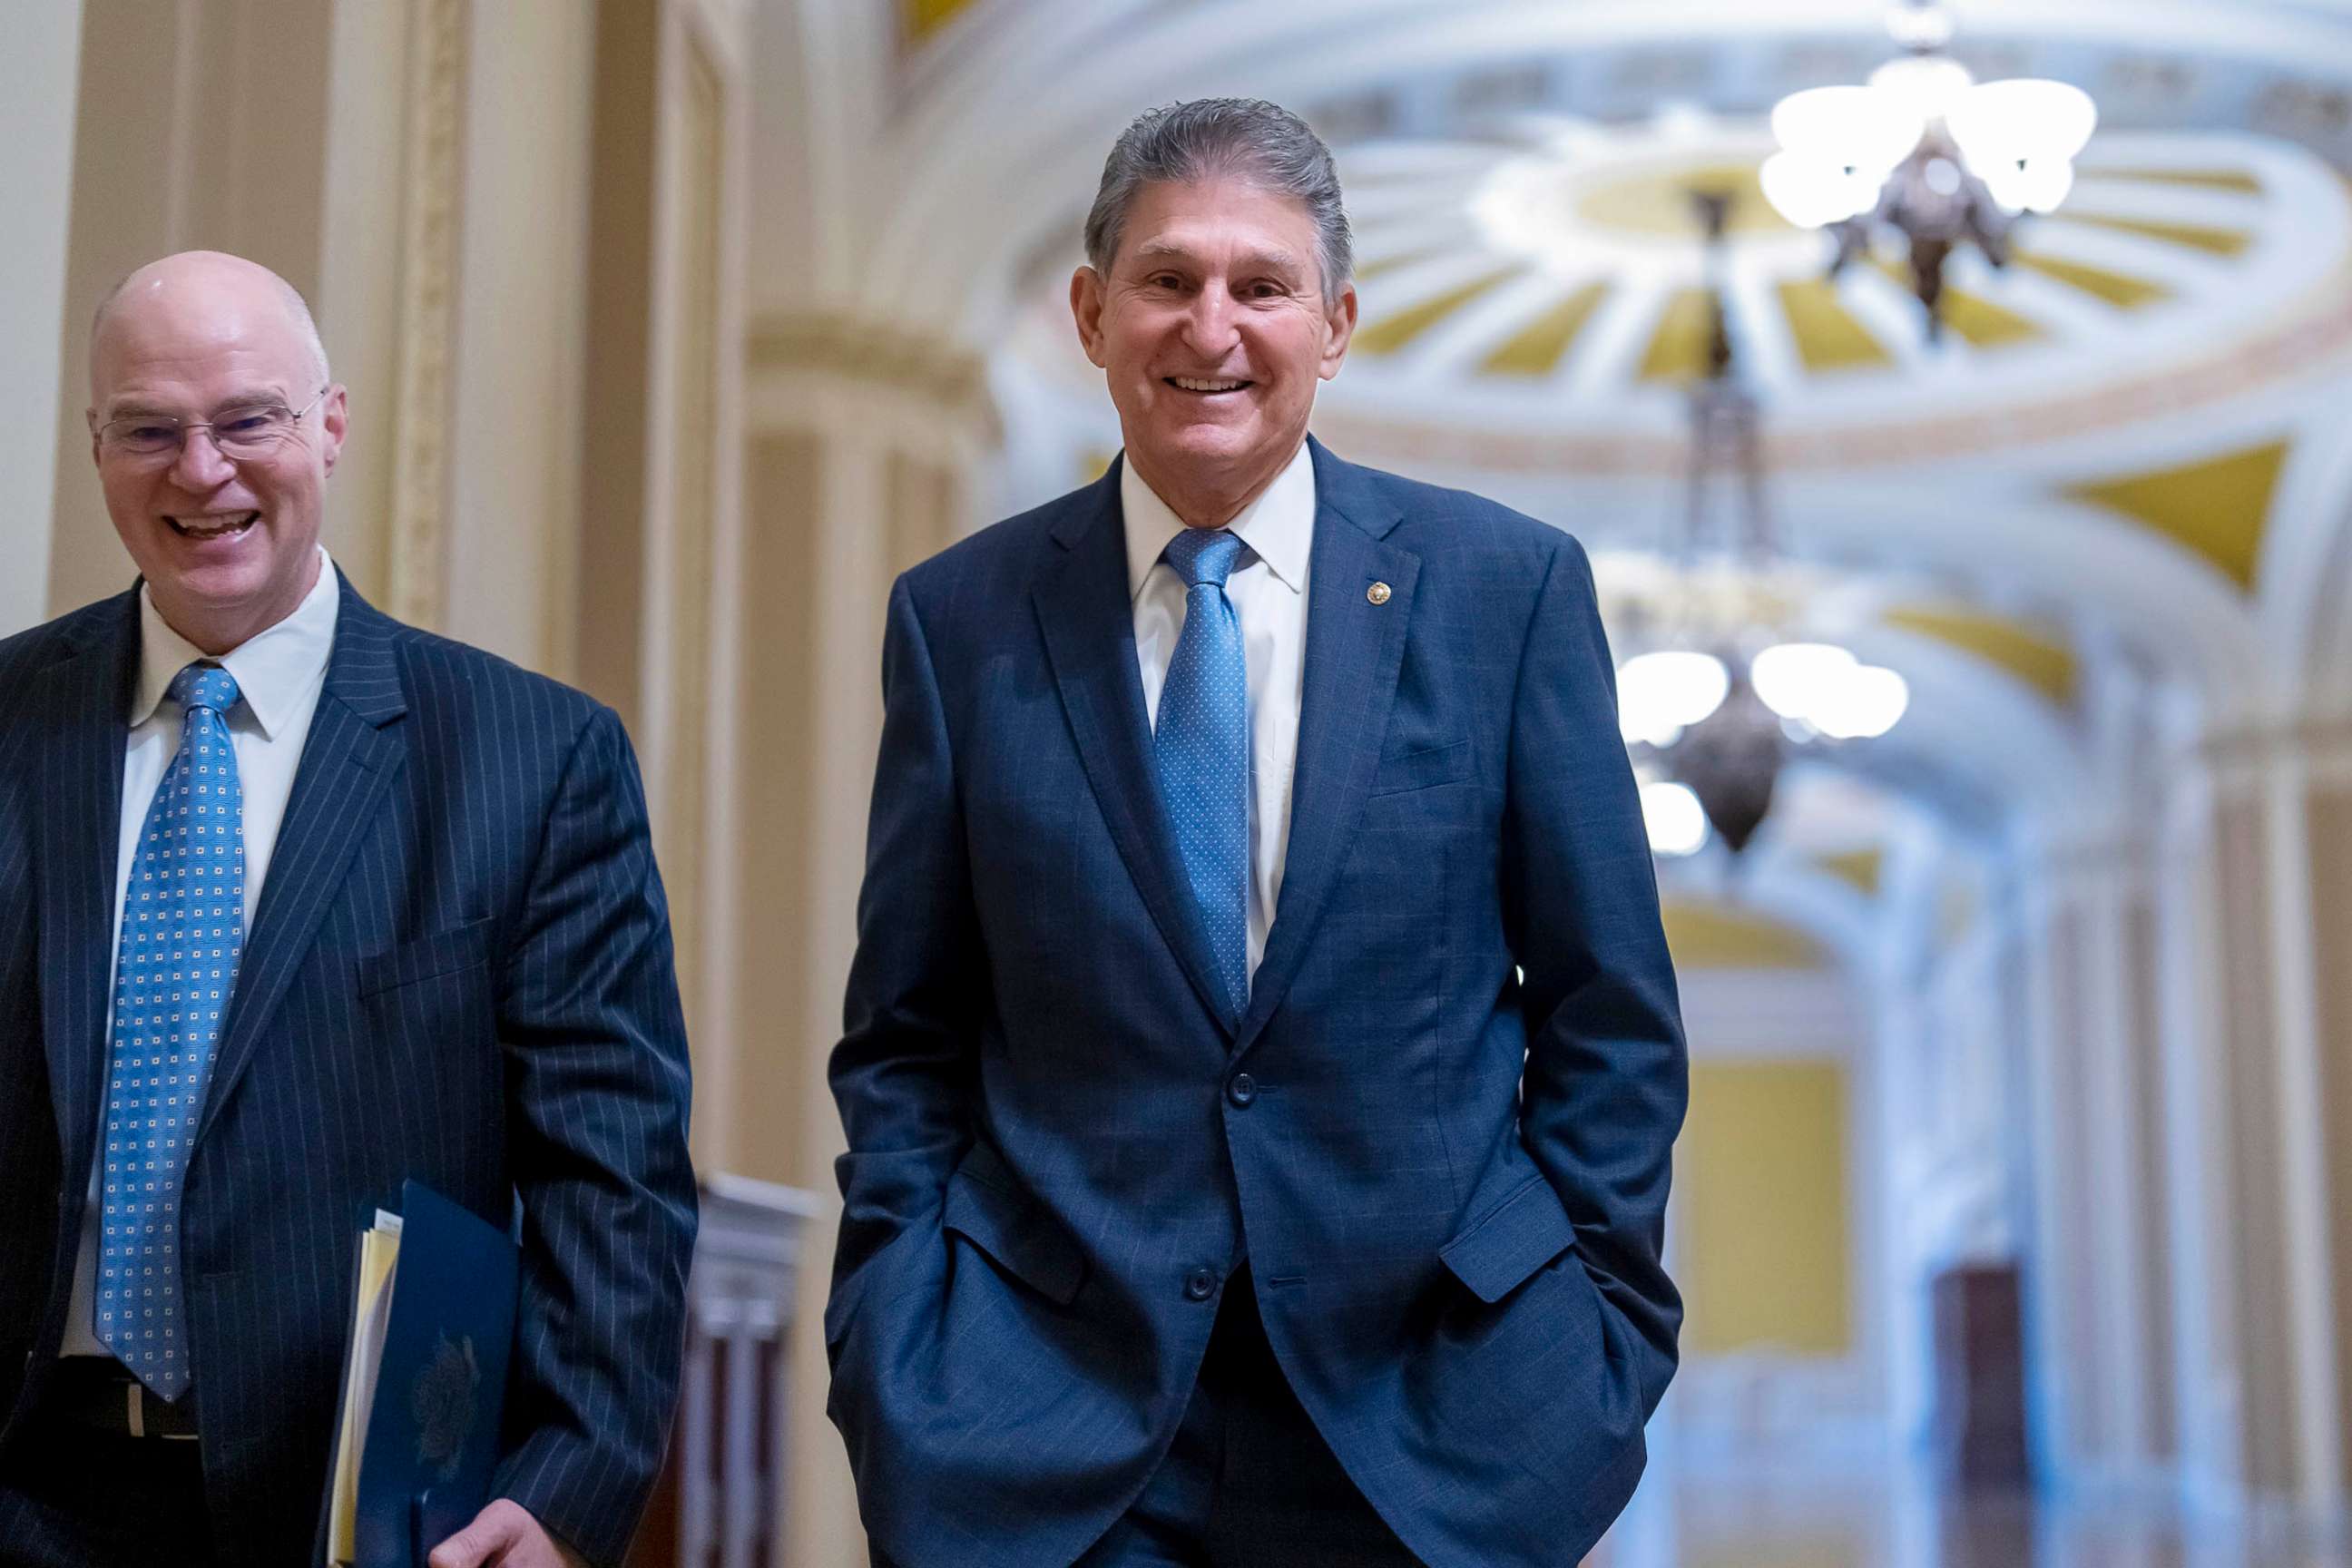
[94,388,329,463]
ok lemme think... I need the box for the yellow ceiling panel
[1883,603,2081,709]
[1354,267,1519,356]
[1681,1061,1853,1357]
[1778,279,1893,372]
[1939,288,2043,348]
[2077,167,2263,195]
[1576,163,1791,237]
[1816,848,1884,898]
[2048,211,2253,256]
[1481,282,1608,377]
[1353,248,1447,283]
[2065,439,2289,593]
[901,0,979,42]
[1637,287,1718,383]
[1663,902,1828,970]
[1870,259,2041,347]
[2011,251,2171,309]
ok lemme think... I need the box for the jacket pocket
[355,918,493,997]
[943,1143,1089,1307]
[1438,1172,1576,1304]
[1367,738,1472,797]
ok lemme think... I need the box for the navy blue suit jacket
[0,576,697,1567]
[826,442,1687,1567]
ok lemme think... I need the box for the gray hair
[1083,98,1354,301]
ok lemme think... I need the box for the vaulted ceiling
[768,0,2352,952]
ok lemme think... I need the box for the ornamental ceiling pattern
[918,1,2352,868]
[1314,119,2350,465]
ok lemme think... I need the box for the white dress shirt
[61,547,340,1358]
[1123,441,1315,982]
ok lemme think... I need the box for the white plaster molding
[383,0,470,634]
[2156,771,2246,1505]
[2257,749,2346,1512]
[2079,867,2160,1474]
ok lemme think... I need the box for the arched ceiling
[790,0,2352,863]
[1317,126,2343,456]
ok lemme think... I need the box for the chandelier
[1759,0,2098,338]
[1621,192,1908,858]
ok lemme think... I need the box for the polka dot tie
[1156,528,1250,1016]
[97,662,245,1398]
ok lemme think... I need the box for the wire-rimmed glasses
[94,388,330,463]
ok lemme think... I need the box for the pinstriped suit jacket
[0,575,696,1567]
[827,442,1685,1567]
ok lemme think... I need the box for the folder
[325,1181,519,1568]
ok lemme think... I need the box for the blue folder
[349,1181,519,1568]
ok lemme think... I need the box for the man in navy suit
[0,251,696,1568]
[826,100,1686,1566]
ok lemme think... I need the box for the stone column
[2296,724,2352,1521]
[2159,723,2347,1530]
[2016,856,2105,1481]
[739,314,996,1568]
[2015,828,2171,1494]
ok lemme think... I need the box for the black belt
[42,1357,200,1440]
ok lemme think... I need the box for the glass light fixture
[1641,780,1711,858]
[1619,191,1911,860]
[1759,152,1885,229]
[1619,650,1731,740]
[1759,0,2098,337]
[1749,642,1910,738]
[1814,665,1912,740]
[1946,78,2097,214]
[1867,55,1976,125]
[1769,85,1926,171]
[1751,642,1858,721]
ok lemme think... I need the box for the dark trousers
[880,1269,1422,1568]
[0,1399,214,1568]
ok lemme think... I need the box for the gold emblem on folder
[413,1331,481,1482]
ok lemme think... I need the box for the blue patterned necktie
[1156,527,1250,1015]
[98,662,245,1398]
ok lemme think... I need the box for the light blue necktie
[98,662,245,1398]
[1156,528,1250,1016]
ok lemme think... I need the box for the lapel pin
[1367,582,1392,605]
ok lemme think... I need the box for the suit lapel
[1235,442,1418,1061]
[36,592,139,1178]
[1033,462,1239,1034]
[194,577,409,1145]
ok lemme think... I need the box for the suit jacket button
[1226,1073,1257,1108]
[1185,1267,1219,1302]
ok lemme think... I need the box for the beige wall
[0,0,83,635]
[45,0,337,618]
[443,0,597,674]
[1681,1060,1854,1357]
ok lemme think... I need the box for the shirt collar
[1122,440,1316,604]
[132,545,341,739]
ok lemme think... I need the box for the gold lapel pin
[1367,581,1392,605]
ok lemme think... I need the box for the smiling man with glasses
[85,260,343,658]
[0,250,697,1568]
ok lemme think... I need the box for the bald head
[83,248,348,657]
[90,250,328,403]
